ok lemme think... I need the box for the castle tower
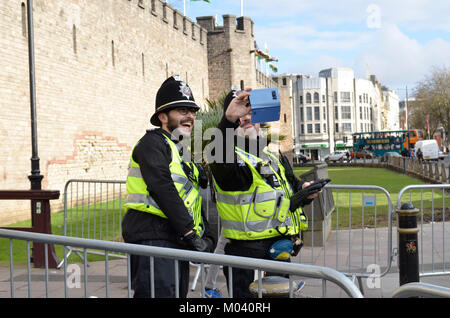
[197,15,257,101]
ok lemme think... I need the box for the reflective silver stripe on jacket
[126,167,196,209]
[215,190,282,205]
[125,193,160,208]
[221,216,293,233]
[128,167,190,186]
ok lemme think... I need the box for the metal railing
[397,184,450,278]
[392,282,450,298]
[58,179,450,294]
[61,179,127,267]
[0,228,363,298]
[298,184,394,293]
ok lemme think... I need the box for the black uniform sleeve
[133,131,194,237]
[208,115,254,192]
[279,152,306,192]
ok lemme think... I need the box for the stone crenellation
[0,0,291,224]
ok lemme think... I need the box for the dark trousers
[130,239,190,298]
[223,240,289,298]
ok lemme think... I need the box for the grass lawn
[0,198,125,264]
[295,167,447,229]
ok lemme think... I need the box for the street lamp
[26,0,43,190]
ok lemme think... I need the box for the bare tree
[410,66,450,139]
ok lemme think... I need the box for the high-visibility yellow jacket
[124,135,204,237]
[213,146,308,240]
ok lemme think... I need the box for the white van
[415,139,439,160]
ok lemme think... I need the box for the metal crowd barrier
[60,180,395,291]
[397,184,450,278]
[298,184,394,293]
[392,282,450,298]
[0,228,363,298]
[59,179,450,294]
[60,179,127,267]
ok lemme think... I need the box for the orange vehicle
[403,129,423,150]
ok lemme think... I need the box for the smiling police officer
[122,77,215,298]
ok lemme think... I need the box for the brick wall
[0,0,292,225]
[0,0,208,224]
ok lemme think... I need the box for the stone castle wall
[0,0,291,225]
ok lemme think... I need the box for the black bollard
[396,202,420,286]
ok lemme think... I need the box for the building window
[307,124,313,134]
[111,41,115,67]
[282,77,287,85]
[314,92,319,103]
[335,123,339,133]
[359,95,362,103]
[322,95,326,103]
[323,123,327,133]
[323,107,326,120]
[370,108,373,121]
[314,107,320,120]
[141,53,145,77]
[334,92,338,103]
[315,123,321,133]
[72,25,77,54]
[361,123,364,131]
[284,113,287,123]
[334,106,339,120]
[341,106,351,119]
[360,107,363,119]
[306,93,311,104]
[21,3,27,38]
[301,124,304,134]
[299,95,303,104]
[306,107,312,121]
[340,92,351,103]
[300,107,304,121]
[343,123,352,132]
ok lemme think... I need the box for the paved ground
[1,222,449,298]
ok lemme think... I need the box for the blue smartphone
[248,88,281,124]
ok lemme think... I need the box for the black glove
[291,237,304,257]
[289,182,323,211]
[195,163,209,189]
[182,231,213,252]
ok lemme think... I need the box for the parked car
[381,151,401,162]
[324,151,346,162]
[295,153,310,163]
[355,150,375,159]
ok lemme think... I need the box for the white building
[281,67,400,160]
[381,87,400,131]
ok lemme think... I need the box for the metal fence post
[396,202,419,286]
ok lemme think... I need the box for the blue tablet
[248,88,281,124]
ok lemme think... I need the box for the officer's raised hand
[225,89,252,123]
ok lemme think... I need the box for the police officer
[122,77,215,298]
[209,89,322,297]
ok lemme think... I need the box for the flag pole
[183,0,186,16]
[241,0,244,16]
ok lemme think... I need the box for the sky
[169,0,450,101]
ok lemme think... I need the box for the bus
[352,130,407,157]
[404,129,424,150]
